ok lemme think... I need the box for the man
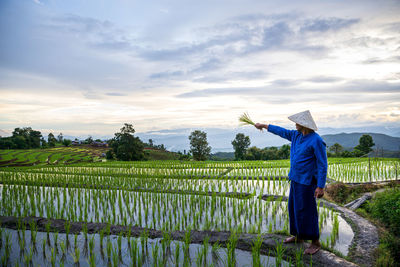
[254,110,327,255]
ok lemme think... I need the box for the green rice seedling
[295,247,304,267]
[174,242,181,267]
[60,240,66,259]
[50,247,56,267]
[74,233,78,250]
[183,228,192,267]
[129,238,138,266]
[202,236,210,264]
[71,246,80,265]
[3,232,11,264]
[89,235,95,255]
[127,224,132,245]
[65,221,71,247]
[152,242,160,266]
[226,230,238,267]
[54,232,59,252]
[211,242,222,267]
[24,246,33,266]
[141,229,149,256]
[107,238,113,261]
[82,223,88,241]
[45,221,51,246]
[18,231,25,254]
[42,237,47,259]
[88,251,96,267]
[195,246,204,267]
[112,245,120,267]
[161,231,172,264]
[29,220,37,246]
[117,232,123,257]
[0,254,7,267]
[99,228,105,250]
[251,234,263,267]
[275,240,286,267]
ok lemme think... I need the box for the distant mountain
[210,152,235,161]
[321,133,400,151]
[0,129,10,137]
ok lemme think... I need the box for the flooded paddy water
[3,159,391,265]
[0,229,291,266]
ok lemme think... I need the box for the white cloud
[0,0,399,135]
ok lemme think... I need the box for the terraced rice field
[0,146,106,167]
[0,158,398,266]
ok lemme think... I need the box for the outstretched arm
[255,123,295,142]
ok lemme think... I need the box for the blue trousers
[288,180,320,240]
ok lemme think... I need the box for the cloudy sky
[1,0,399,137]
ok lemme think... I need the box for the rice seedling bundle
[238,112,255,126]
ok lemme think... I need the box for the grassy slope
[0,146,107,167]
[0,146,181,166]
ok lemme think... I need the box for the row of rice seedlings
[0,170,291,197]
[328,159,400,183]
[0,226,298,267]
[82,159,292,169]
[13,156,399,184]
[1,184,342,249]
[21,165,227,178]
[228,166,289,177]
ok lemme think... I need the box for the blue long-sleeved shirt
[268,125,328,188]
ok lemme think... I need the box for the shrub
[367,189,400,264]
[368,189,400,236]
[325,183,350,203]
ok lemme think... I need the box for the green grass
[357,188,400,266]
[144,149,181,160]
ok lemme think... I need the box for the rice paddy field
[0,157,399,266]
[0,146,106,167]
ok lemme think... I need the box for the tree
[48,133,57,147]
[13,136,28,149]
[278,144,290,159]
[148,139,154,147]
[329,143,343,156]
[110,123,145,161]
[29,130,42,148]
[106,150,114,160]
[245,146,263,160]
[57,133,63,143]
[0,127,43,149]
[62,139,72,147]
[263,146,279,160]
[11,127,42,148]
[354,134,375,155]
[231,133,251,160]
[189,130,211,161]
[85,136,94,144]
[40,137,48,148]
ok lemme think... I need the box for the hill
[0,146,107,167]
[210,152,235,161]
[321,133,400,151]
[144,148,181,160]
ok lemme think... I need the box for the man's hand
[314,187,324,198]
[255,123,267,131]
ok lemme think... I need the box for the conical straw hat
[288,110,318,131]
